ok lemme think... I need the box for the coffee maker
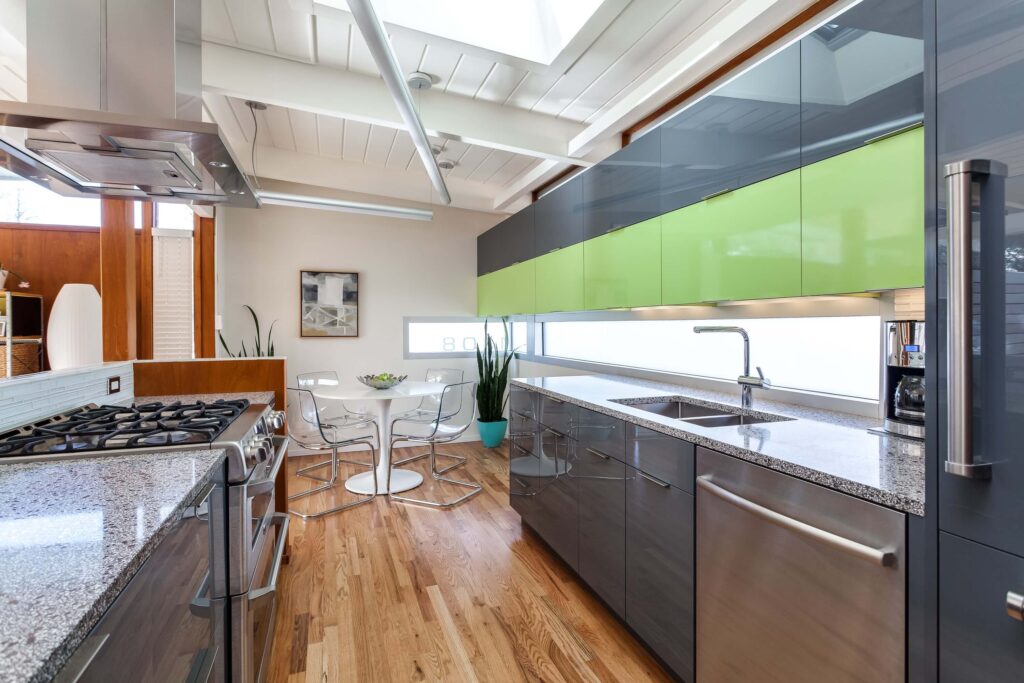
[882,320,925,439]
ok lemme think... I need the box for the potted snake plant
[476,318,515,448]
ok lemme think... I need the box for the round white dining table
[310,381,445,495]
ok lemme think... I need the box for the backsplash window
[542,316,881,400]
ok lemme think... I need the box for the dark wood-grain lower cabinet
[577,444,627,618]
[509,436,579,572]
[626,466,695,681]
[939,531,1024,682]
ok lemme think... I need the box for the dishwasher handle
[696,476,897,568]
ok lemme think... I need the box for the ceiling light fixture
[258,190,433,222]
[348,0,452,205]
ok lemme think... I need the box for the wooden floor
[267,442,672,683]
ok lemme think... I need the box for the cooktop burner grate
[0,399,250,457]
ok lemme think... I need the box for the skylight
[322,0,605,65]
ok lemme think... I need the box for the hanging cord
[247,102,263,191]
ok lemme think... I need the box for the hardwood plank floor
[267,442,672,683]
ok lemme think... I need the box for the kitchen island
[0,449,226,683]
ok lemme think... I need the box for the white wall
[218,180,499,440]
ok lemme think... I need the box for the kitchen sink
[613,398,791,428]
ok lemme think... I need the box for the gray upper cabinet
[476,204,536,276]
[534,175,584,254]
[660,42,800,214]
[582,127,662,239]
[800,0,924,166]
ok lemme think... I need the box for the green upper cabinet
[535,244,584,313]
[584,217,662,309]
[477,260,536,317]
[662,170,801,304]
[801,127,924,295]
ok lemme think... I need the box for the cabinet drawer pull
[586,447,610,460]
[696,476,896,567]
[1007,591,1024,622]
[604,224,628,234]
[864,121,923,145]
[701,187,733,201]
[546,396,564,404]
[639,471,670,488]
[547,247,562,254]
[52,633,110,683]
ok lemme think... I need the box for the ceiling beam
[202,42,589,166]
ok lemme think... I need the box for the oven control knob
[244,439,263,461]
[268,410,285,430]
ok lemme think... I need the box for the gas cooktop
[0,399,250,457]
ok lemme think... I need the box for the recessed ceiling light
[230,189,246,195]
[208,160,229,168]
[437,159,456,171]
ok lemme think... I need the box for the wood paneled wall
[133,358,286,410]
[0,223,102,332]
[193,215,216,358]
[100,199,137,361]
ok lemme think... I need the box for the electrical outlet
[107,376,121,395]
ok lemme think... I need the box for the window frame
[403,315,532,360]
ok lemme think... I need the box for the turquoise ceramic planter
[477,419,508,448]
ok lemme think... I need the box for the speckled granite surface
[133,391,275,406]
[0,449,226,683]
[512,374,925,516]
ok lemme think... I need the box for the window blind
[152,227,195,359]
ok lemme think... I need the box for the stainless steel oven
[230,512,289,683]
[54,477,228,683]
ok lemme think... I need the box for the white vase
[47,284,103,370]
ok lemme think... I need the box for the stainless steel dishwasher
[695,447,905,682]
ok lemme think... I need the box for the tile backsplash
[0,362,134,431]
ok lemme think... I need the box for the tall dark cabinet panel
[534,175,584,254]
[626,469,695,681]
[660,43,800,214]
[934,0,1024,677]
[800,0,924,166]
[582,128,662,239]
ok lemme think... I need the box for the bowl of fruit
[357,372,407,389]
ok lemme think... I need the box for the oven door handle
[248,513,290,606]
[247,436,289,498]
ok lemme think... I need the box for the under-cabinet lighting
[715,293,880,306]
[257,191,433,222]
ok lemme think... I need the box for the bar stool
[387,381,481,508]
[391,367,466,474]
[286,387,379,519]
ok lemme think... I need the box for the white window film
[154,202,195,230]
[152,227,194,359]
[0,169,100,226]
[406,319,527,358]
[542,317,880,400]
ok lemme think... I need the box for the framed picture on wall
[300,270,359,337]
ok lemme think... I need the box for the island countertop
[0,449,226,683]
[512,374,925,516]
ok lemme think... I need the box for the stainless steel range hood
[0,0,259,208]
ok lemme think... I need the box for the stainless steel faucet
[693,326,770,408]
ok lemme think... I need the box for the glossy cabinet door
[477,227,502,276]
[939,532,1024,682]
[576,407,626,463]
[801,127,924,295]
[663,169,801,304]
[661,43,800,214]
[535,244,584,314]
[582,128,662,239]
[626,423,695,493]
[477,205,536,275]
[583,216,661,310]
[936,0,1024,559]
[801,0,924,166]
[535,175,584,254]
[626,467,695,682]
[476,260,536,316]
[510,437,578,571]
[577,444,626,617]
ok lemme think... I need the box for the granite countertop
[133,391,276,406]
[512,374,925,516]
[0,449,226,683]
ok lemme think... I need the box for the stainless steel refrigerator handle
[943,159,1007,479]
[1006,591,1024,622]
[696,476,897,567]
